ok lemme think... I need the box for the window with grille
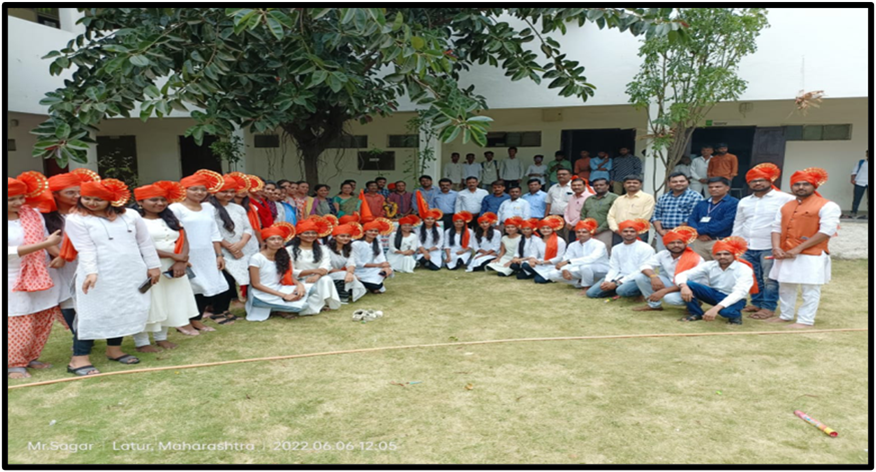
[8,8,60,29]
[328,135,368,148]
[784,124,852,141]
[486,131,542,147]
[388,134,419,148]
[358,151,395,171]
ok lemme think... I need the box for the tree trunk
[281,106,349,186]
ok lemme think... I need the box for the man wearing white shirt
[765,168,841,328]
[443,152,465,190]
[481,151,500,189]
[676,238,755,325]
[526,154,548,187]
[500,146,525,189]
[586,220,655,299]
[455,176,489,221]
[496,185,531,223]
[732,165,795,320]
[850,150,869,219]
[689,145,714,196]
[544,168,574,218]
[632,228,704,312]
[548,219,610,291]
[462,153,482,184]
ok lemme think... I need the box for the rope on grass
[8,327,867,390]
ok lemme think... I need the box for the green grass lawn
[6,259,870,465]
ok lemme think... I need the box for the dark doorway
[689,126,756,198]
[43,153,68,177]
[561,128,637,171]
[97,135,139,188]
[179,135,221,177]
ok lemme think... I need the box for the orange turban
[574,218,598,234]
[790,167,828,197]
[133,181,185,203]
[618,219,650,234]
[504,217,524,228]
[179,174,209,189]
[7,178,27,196]
[662,226,700,279]
[296,219,319,235]
[363,218,392,235]
[477,212,498,225]
[48,173,84,192]
[80,179,130,207]
[746,163,781,191]
[339,213,360,225]
[332,222,364,239]
[261,222,296,242]
[423,208,444,220]
[452,211,473,223]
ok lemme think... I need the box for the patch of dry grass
[5,260,869,465]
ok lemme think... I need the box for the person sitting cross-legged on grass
[631,226,704,312]
[547,218,609,292]
[676,236,757,325]
[246,224,313,321]
[519,216,567,283]
[444,212,475,270]
[586,219,654,299]
[509,218,541,278]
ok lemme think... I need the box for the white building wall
[7,112,57,176]
[96,118,198,183]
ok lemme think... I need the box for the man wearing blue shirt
[410,175,439,215]
[687,177,739,261]
[522,178,548,218]
[590,150,612,183]
[433,178,459,229]
[652,172,704,251]
[480,180,510,216]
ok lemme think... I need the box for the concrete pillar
[418,117,441,180]
[68,132,99,172]
[641,103,666,197]
[58,8,86,36]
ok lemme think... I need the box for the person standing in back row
[610,147,643,195]
[689,145,714,196]
[707,143,738,183]
[443,153,465,191]
[573,150,592,182]
[500,146,524,189]
[481,152,500,190]
[850,150,869,219]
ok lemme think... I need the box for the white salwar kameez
[769,200,841,325]
[443,228,475,270]
[7,217,61,317]
[529,236,568,280]
[169,203,228,297]
[215,202,259,287]
[246,252,314,321]
[467,229,503,272]
[64,212,161,340]
[140,218,199,332]
[289,246,342,315]
[328,248,367,303]
[386,232,420,273]
[486,235,522,275]
[415,226,444,268]
[547,238,610,287]
[351,240,389,291]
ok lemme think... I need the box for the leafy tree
[626,8,768,193]
[33,8,686,183]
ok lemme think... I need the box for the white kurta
[468,229,503,271]
[141,218,199,330]
[520,236,540,259]
[247,252,313,316]
[169,203,229,297]
[486,235,522,275]
[415,225,444,268]
[64,212,161,340]
[289,246,342,315]
[215,202,259,286]
[7,216,61,317]
[352,240,389,289]
[328,248,367,303]
[386,232,420,273]
[529,236,568,279]
[768,200,840,285]
[547,238,610,287]
[605,240,656,284]
[443,228,475,270]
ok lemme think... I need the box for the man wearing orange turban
[585,219,655,299]
[733,163,795,320]
[546,218,610,291]
[765,167,841,328]
[676,237,755,325]
[632,226,704,312]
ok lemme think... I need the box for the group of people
[6,154,841,379]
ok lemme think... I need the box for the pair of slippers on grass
[352,309,383,322]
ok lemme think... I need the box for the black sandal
[67,364,100,376]
[107,354,140,364]
[209,313,235,325]
[678,314,703,322]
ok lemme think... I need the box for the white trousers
[133,327,168,347]
[778,282,822,326]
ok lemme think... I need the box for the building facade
[6,8,869,209]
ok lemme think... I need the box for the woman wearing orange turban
[485,217,523,276]
[387,215,421,273]
[210,174,260,306]
[64,178,163,375]
[444,212,475,270]
[415,209,444,270]
[521,216,568,283]
[246,223,311,321]
[288,217,342,315]
[352,219,394,293]
[326,223,368,303]
[7,172,63,379]
[468,212,502,272]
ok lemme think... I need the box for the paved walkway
[831,218,869,259]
